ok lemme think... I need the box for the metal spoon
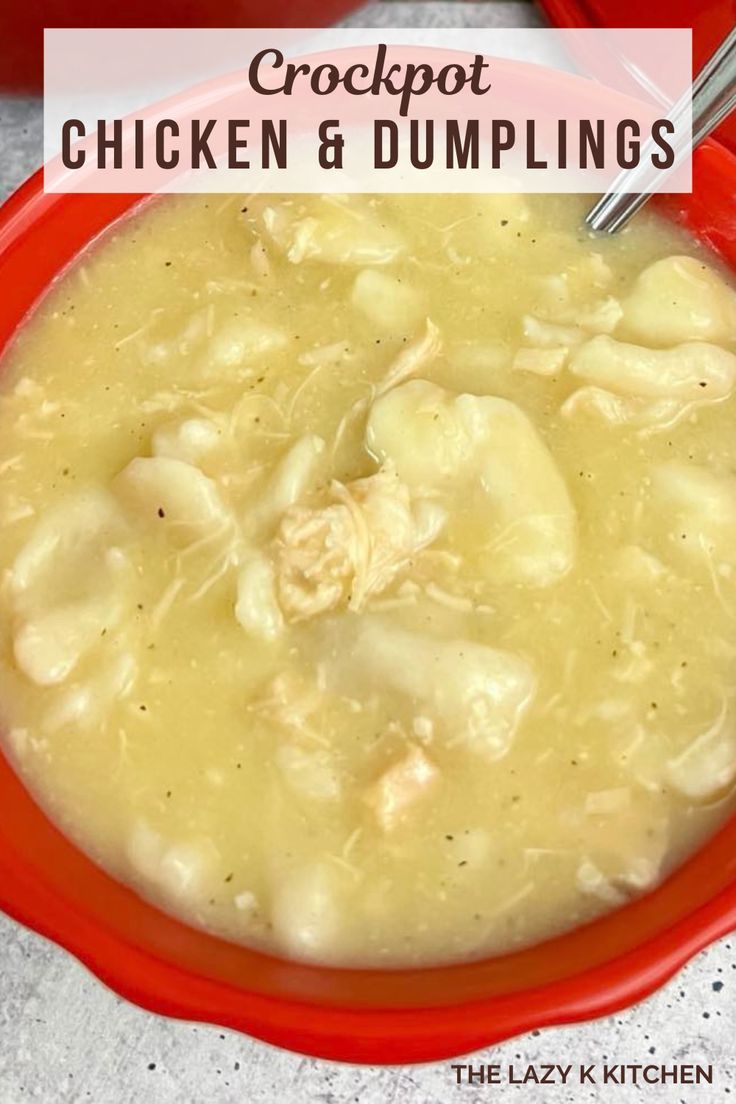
[586,27,736,234]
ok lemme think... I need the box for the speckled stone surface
[0,4,734,1101]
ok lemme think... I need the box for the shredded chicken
[375,318,442,396]
[274,465,446,621]
[365,742,439,831]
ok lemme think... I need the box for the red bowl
[536,0,736,156]
[0,0,361,91]
[1,149,736,1064]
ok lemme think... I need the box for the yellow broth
[1,193,736,966]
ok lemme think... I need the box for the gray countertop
[0,4,734,1102]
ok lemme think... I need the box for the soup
[1,193,736,967]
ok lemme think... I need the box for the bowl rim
[1,159,736,1065]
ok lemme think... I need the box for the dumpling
[8,488,125,600]
[561,386,687,432]
[345,617,535,759]
[7,489,132,686]
[127,820,218,900]
[366,379,576,586]
[114,456,232,546]
[620,255,736,346]
[649,461,736,566]
[152,417,224,468]
[234,554,284,641]
[569,335,736,401]
[249,434,326,534]
[203,318,286,373]
[270,862,344,961]
[42,650,137,732]
[351,269,423,332]
[13,594,122,686]
[666,704,736,800]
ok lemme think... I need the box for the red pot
[1,145,736,1063]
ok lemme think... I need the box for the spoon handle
[586,27,736,235]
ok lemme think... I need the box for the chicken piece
[366,379,576,586]
[114,456,232,546]
[262,197,404,267]
[274,465,445,621]
[512,315,584,376]
[276,743,343,802]
[578,297,623,335]
[513,347,569,377]
[234,554,284,641]
[569,334,736,401]
[365,742,439,831]
[351,269,423,333]
[521,315,585,349]
[248,671,325,739]
[375,319,441,396]
[620,255,736,347]
[347,617,535,759]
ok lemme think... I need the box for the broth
[1,193,736,966]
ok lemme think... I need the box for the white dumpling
[366,379,576,586]
[9,488,125,599]
[250,434,325,533]
[649,461,736,566]
[152,417,223,467]
[127,820,217,899]
[13,594,122,687]
[561,386,687,432]
[351,269,423,332]
[234,555,283,641]
[114,456,232,545]
[348,617,535,759]
[270,862,343,961]
[42,650,137,732]
[366,379,467,486]
[569,334,736,401]
[620,255,736,346]
[666,707,736,800]
[204,318,286,373]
